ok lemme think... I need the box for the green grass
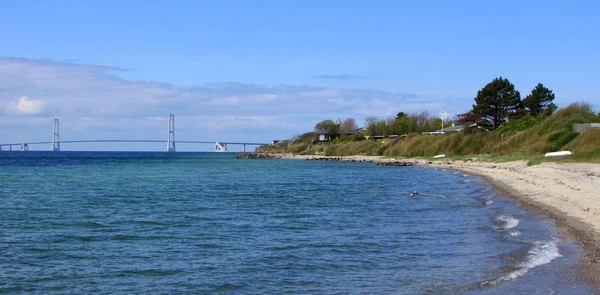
[547,149,600,164]
[259,103,600,163]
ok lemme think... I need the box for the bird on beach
[346,190,447,200]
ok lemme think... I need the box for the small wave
[495,215,519,229]
[506,230,521,237]
[264,245,299,251]
[111,235,142,241]
[74,221,108,228]
[59,235,96,242]
[198,243,226,249]
[135,220,168,226]
[213,282,244,292]
[483,240,561,286]
[476,196,494,207]
[119,268,183,277]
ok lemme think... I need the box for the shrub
[350,131,367,141]
[548,130,579,151]
[501,115,538,133]
[567,128,600,153]
[289,143,309,154]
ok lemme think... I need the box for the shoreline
[270,153,600,291]
[429,160,600,291]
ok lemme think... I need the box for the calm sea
[0,152,595,294]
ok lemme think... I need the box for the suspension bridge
[0,114,268,152]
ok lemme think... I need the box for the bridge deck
[0,140,269,150]
[0,140,268,146]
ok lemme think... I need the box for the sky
[1,0,599,151]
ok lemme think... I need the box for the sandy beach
[282,154,600,290]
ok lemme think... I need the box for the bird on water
[346,190,447,200]
[407,191,448,199]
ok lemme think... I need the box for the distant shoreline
[263,153,600,291]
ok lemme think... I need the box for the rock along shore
[236,152,419,166]
[235,152,285,159]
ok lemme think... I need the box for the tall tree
[395,112,407,120]
[472,77,521,129]
[393,115,413,134]
[314,120,338,134]
[455,111,481,124]
[522,83,556,116]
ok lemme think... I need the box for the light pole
[441,111,445,133]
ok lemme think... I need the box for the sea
[0,151,596,294]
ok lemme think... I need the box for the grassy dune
[259,103,600,163]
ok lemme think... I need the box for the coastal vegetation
[259,78,600,162]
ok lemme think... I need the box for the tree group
[303,77,557,142]
[364,112,444,136]
[467,77,556,129]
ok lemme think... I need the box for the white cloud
[0,57,468,149]
[5,96,45,114]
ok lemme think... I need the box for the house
[315,132,332,142]
[421,131,445,135]
[437,123,464,133]
[464,123,489,133]
[370,135,399,140]
[423,122,488,135]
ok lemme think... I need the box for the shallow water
[0,152,594,294]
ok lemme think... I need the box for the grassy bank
[258,103,600,163]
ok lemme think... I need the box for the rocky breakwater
[375,160,418,166]
[237,153,421,167]
[235,152,284,159]
[305,156,374,163]
[304,156,419,166]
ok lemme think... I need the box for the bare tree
[415,111,430,127]
[338,118,358,134]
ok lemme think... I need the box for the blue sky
[1,0,599,151]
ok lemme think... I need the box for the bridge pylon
[167,114,176,152]
[215,142,228,152]
[52,118,60,151]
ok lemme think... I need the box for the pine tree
[472,77,521,129]
[522,83,556,116]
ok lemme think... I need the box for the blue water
[0,152,595,294]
